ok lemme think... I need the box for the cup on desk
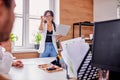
[89,34,93,40]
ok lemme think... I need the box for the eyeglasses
[45,15,52,18]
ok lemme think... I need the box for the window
[29,0,49,44]
[12,0,59,50]
[12,17,23,46]
[12,0,23,47]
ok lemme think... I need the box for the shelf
[73,21,94,38]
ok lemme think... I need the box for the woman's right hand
[40,16,44,23]
[39,16,44,31]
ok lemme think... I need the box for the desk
[8,57,67,80]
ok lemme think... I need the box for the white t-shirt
[0,46,13,74]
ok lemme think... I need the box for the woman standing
[38,10,62,58]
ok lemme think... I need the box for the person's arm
[0,47,13,74]
[0,73,10,80]
[39,16,44,32]
[56,35,62,40]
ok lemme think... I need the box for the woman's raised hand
[40,16,44,23]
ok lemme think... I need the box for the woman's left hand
[56,35,62,40]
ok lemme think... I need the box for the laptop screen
[92,19,120,72]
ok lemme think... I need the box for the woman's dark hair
[3,0,12,8]
[44,10,54,17]
[44,10,56,31]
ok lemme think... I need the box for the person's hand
[56,35,62,40]
[40,16,45,23]
[12,60,24,68]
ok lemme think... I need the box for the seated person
[0,40,24,74]
[0,0,23,74]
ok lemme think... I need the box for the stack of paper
[61,37,89,78]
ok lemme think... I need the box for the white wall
[94,0,117,22]
[54,0,60,24]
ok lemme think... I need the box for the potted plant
[10,33,18,42]
[10,33,18,50]
[34,32,41,49]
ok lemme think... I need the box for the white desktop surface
[8,57,67,80]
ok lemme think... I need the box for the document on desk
[61,37,89,78]
[54,24,71,36]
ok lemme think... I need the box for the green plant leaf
[10,33,18,42]
[34,32,41,44]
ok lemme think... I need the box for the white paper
[53,24,71,36]
[61,43,75,78]
[61,37,89,78]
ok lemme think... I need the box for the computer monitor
[92,19,120,72]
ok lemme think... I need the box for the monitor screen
[92,19,120,72]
